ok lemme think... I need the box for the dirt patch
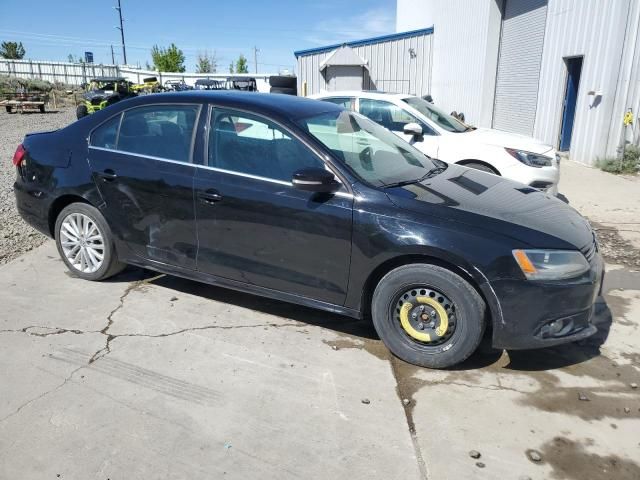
[592,223,640,268]
[538,436,640,480]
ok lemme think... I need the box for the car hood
[384,164,593,250]
[462,127,553,155]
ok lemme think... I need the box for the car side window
[359,99,435,136]
[90,114,121,150]
[209,109,325,182]
[321,97,354,110]
[117,104,200,162]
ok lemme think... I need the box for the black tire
[55,202,125,281]
[270,86,297,95]
[39,104,45,113]
[269,75,297,88]
[5,106,12,113]
[461,161,499,175]
[76,104,88,119]
[371,264,486,369]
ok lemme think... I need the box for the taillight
[12,144,25,167]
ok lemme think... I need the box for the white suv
[310,91,560,195]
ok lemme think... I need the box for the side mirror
[292,168,340,193]
[403,122,423,137]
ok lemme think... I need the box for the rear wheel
[5,106,12,113]
[76,104,88,119]
[55,203,125,281]
[371,264,486,368]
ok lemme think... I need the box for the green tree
[235,54,249,74]
[151,43,186,72]
[196,50,217,73]
[1,41,26,59]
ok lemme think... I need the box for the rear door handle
[97,169,117,182]
[198,189,223,205]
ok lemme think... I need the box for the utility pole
[253,46,260,73]
[115,0,127,65]
[110,45,115,64]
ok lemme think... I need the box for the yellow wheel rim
[397,289,452,343]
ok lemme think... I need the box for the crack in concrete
[0,365,84,425]
[88,274,165,364]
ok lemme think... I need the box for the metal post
[254,46,259,74]
[111,45,116,64]
[115,0,127,65]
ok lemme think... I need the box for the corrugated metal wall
[493,0,548,135]
[0,60,118,86]
[533,0,633,164]
[296,31,433,96]
[397,0,502,127]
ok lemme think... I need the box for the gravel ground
[0,107,76,265]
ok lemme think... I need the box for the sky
[1,0,397,73]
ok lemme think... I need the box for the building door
[492,0,548,135]
[559,56,583,151]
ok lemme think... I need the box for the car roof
[118,90,342,121]
[311,90,412,100]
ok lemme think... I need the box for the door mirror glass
[403,122,423,137]
[292,168,340,193]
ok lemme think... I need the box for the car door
[193,106,353,305]
[87,103,202,269]
[358,98,440,158]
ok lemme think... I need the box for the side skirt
[124,256,363,320]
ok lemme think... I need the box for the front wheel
[76,104,88,119]
[371,264,486,368]
[55,202,125,281]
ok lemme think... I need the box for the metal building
[397,0,640,165]
[295,28,433,97]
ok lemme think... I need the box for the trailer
[1,92,49,113]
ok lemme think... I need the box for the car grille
[581,232,599,262]
[90,98,103,105]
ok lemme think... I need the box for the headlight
[505,148,552,168]
[512,249,590,280]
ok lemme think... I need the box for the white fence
[1,59,118,86]
[1,59,276,92]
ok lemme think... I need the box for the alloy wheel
[59,213,105,273]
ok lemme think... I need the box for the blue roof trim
[294,26,435,58]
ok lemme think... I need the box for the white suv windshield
[298,110,445,187]
[403,97,469,133]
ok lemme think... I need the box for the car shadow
[108,266,379,340]
[107,267,614,371]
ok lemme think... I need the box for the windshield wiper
[383,165,448,188]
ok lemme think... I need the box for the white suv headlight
[506,148,553,168]
[512,249,590,280]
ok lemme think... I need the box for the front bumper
[490,253,604,350]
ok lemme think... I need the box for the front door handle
[198,189,223,205]
[97,169,118,182]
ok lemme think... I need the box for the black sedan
[12,91,604,368]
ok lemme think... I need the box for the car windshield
[403,97,469,133]
[298,110,445,187]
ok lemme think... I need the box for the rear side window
[90,114,121,149]
[117,104,200,162]
[208,109,324,182]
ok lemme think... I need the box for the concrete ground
[1,162,639,480]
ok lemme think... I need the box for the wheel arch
[456,159,501,175]
[360,253,501,329]
[48,194,93,237]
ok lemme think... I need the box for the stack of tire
[269,76,297,96]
